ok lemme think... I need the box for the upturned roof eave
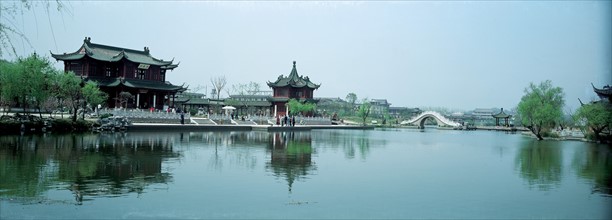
[267,81,320,89]
[87,77,185,92]
[592,83,612,96]
[53,38,178,67]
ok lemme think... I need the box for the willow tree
[20,54,54,116]
[0,60,19,113]
[346,93,357,116]
[574,102,612,142]
[517,80,565,140]
[0,54,53,115]
[1,1,67,58]
[357,98,372,126]
[82,81,108,117]
[56,71,83,122]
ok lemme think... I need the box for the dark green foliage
[49,119,93,133]
[49,118,73,133]
[99,113,113,119]
[72,119,93,132]
[287,98,316,116]
[574,102,612,142]
[540,130,560,139]
[0,120,42,134]
[0,118,93,134]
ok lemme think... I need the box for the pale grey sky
[5,1,611,112]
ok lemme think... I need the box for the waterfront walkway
[128,123,374,132]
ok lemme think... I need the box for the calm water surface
[1,129,610,219]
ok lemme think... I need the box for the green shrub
[50,119,73,133]
[0,120,44,134]
[73,120,93,132]
[0,121,22,134]
[47,119,93,133]
[541,130,560,138]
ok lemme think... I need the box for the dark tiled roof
[492,108,511,118]
[267,61,320,89]
[592,83,612,97]
[51,37,178,70]
[86,77,186,92]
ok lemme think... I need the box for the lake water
[1,129,610,219]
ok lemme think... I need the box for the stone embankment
[128,123,374,132]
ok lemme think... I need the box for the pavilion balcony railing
[99,109,190,120]
[207,114,332,125]
[273,116,332,125]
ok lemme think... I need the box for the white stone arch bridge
[400,111,461,128]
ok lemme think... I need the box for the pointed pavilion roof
[50,37,179,70]
[492,108,511,118]
[267,61,320,89]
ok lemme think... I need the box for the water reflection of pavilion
[266,132,316,192]
[0,133,180,204]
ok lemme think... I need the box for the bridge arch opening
[419,116,444,129]
[419,116,439,129]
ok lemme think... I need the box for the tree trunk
[592,126,605,142]
[82,101,86,120]
[72,107,78,122]
[23,97,27,114]
[529,126,544,141]
[535,133,544,141]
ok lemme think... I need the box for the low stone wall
[129,118,184,124]
[127,124,372,132]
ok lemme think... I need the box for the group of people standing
[276,115,296,127]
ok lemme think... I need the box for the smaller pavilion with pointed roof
[492,108,512,127]
[267,61,320,116]
[51,37,186,110]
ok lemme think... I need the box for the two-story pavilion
[267,61,320,116]
[50,37,186,110]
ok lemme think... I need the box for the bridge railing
[401,111,461,127]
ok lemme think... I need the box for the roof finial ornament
[293,61,296,66]
[84,37,91,43]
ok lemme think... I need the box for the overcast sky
[5,1,611,112]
